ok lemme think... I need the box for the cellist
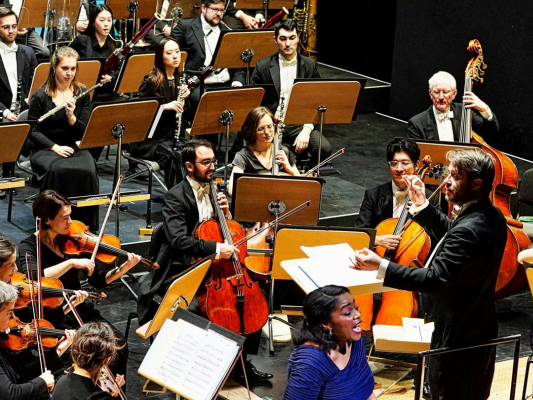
[137,138,273,383]
[407,71,498,142]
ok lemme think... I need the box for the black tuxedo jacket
[137,178,218,324]
[250,53,320,113]
[354,181,393,229]
[170,16,245,84]
[0,44,37,115]
[407,102,499,142]
[383,198,506,399]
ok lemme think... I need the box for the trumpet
[37,83,102,123]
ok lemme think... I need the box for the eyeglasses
[431,89,453,96]
[388,160,412,169]
[207,6,225,14]
[195,159,218,167]
[256,124,274,133]
[1,24,18,31]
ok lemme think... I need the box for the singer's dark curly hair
[293,285,351,354]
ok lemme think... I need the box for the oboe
[272,96,285,175]
[173,75,187,152]
[37,83,102,123]
[12,77,22,116]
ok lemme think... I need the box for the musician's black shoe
[235,360,273,382]
[422,380,431,400]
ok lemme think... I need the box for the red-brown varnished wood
[1,317,60,352]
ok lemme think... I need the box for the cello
[196,180,269,335]
[459,40,530,299]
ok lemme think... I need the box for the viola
[57,220,159,270]
[458,40,530,299]
[195,180,269,336]
[11,271,106,310]
[1,316,66,352]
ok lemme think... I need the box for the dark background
[319,0,533,158]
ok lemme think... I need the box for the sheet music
[147,105,165,139]
[301,243,355,260]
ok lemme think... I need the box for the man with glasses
[407,71,499,142]
[170,0,245,128]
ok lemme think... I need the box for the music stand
[136,258,212,339]
[29,60,102,102]
[0,122,31,221]
[212,31,278,85]
[106,0,158,20]
[189,87,264,185]
[284,80,362,172]
[78,100,159,236]
[165,0,202,19]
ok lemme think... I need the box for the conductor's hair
[386,138,420,163]
[70,322,119,384]
[240,106,273,144]
[32,190,70,231]
[446,148,495,197]
[46,47,85,97]
[0,236,16,267]
[0,281,17,311]
[181,138,216,167]
[274,18,298,38]
[0,7,16,21]
[293,285,351,354]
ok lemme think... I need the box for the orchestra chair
[516,168,533,240]
[124,222,165,341]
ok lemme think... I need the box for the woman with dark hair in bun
[283,285,376,400]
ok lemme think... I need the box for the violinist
[407,71,499,142]
[52,322,125,400]
[137,138,272,382]
[353,148,507,400]
[228,106,299,196]
[18,190,141,378]
[0,281,73,400]
[131,37,190,187]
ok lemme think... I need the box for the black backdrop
[388,0,533,158]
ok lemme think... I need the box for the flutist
[132,38,190,188]
[28,47,99,231]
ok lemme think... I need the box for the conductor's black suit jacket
[383,197,507,400]
[250,53,320,114]
[137,178,218,324]
[0,44,37,115]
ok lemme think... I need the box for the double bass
[459,40,530,299]
[196,181,269,335]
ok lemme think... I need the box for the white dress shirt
[200,14,231,85]
[0,41,18,116]
[392,181,408,218]
[433,105,494,142]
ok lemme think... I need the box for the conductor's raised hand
[217,192,230,218]
[350,248,382,271]
[403,175,426,207]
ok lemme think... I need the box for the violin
[1,316,66,352]
[11,271,106,310]
[57,220,159,270]
[195,180,269,335]
[98,366,124,398]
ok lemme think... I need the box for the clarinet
[12,77,22,116]
[272,96,285,175]
[173,75,187,152]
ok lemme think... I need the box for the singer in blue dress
[283,285,376,400]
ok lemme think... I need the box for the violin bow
[90,176,123,263]
[304,148,345,177]
[62,292,128,400]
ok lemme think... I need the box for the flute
[37,83,102,123]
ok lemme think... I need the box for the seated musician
[137,138,272,382]
[407,71,499,142]
[249,19,332,169]
[283,285,376,400]
[132,37,190,188]
[28,46,98,231]
[0,280,75,400]
[52,322,125,400]
[228,106,299,196]
[75,0,97,34]
[18,190,141,379]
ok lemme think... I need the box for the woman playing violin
[0,281,75,400]
[52,322,125,400]
[18,190,140,378]
[229,106,299,196]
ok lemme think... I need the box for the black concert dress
[28,87,99,231]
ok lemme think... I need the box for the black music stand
[78,100,159,237]
[212,30,278,85]
[284,79,362,173]
[235,0,294,22]
[189,87,264,186]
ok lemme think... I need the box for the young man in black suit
[250,18,331,168]
[353,147,507,400]
[407,71,499,142]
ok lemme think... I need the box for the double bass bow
[459,40,530,298]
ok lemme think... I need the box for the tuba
[293,0,317,61]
